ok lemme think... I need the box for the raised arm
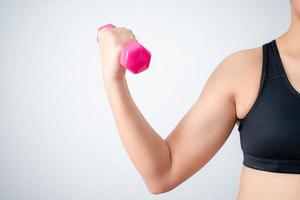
[97,27,238,194]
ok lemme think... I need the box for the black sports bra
[238,39,300,174]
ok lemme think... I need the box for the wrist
[103,76,126,92]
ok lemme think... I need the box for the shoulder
[207,44,264,103]
[219,45,262,75]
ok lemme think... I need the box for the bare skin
[97,0,300,198]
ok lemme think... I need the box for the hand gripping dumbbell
[97,24,151,74]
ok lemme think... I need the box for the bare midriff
[237,166,300,200]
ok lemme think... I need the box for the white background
[0,0,290,199]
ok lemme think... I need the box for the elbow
[147,184,171,195]
[148,188,164,195]
[145,175,175,195]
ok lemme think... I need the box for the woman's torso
[237,166,300,200]
[234,37,300,199]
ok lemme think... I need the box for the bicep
[162,58,238,192]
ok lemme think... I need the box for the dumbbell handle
[97,23,151,74]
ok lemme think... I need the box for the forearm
[104,77,171,190]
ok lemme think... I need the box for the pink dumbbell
[97,23,151,74]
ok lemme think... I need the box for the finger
[114,27,133,34]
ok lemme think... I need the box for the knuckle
[129,35,136,40]
[98,28,111,38]
[126,28,133,33]
[111,36,120,45]
[127,29,134,35]
[119,27,133,33]
[117,27,125,31]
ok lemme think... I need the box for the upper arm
[160,51,241,193]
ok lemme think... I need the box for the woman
[97,1,300,199]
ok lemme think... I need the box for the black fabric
[238,39,300,174]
